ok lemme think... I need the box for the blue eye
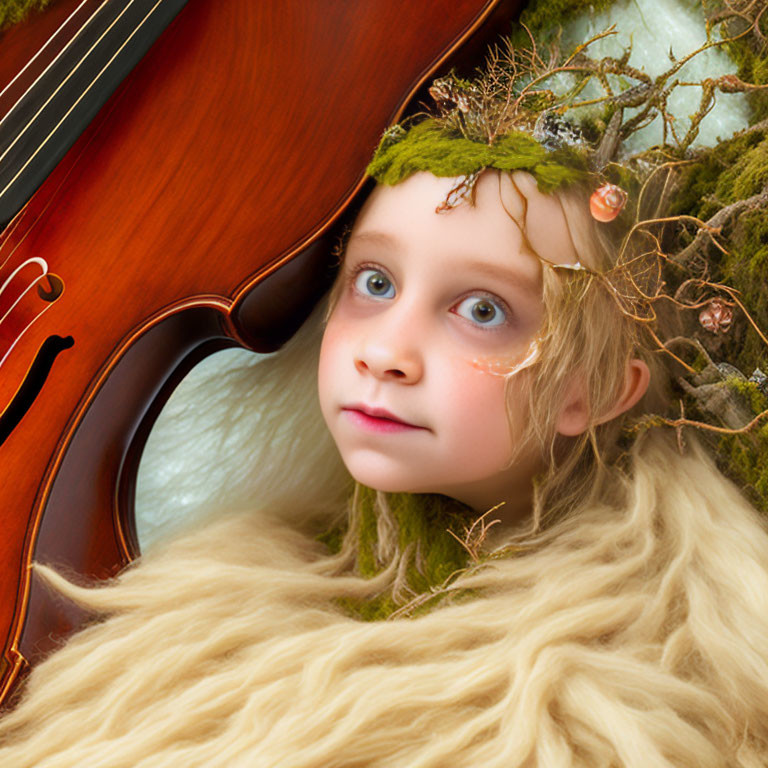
[455,296,507,327]
[354,268,395,299]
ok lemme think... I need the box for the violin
[0,0,520,706]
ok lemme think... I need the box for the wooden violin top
[0,0,520,706]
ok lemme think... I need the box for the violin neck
[0,0,188,230]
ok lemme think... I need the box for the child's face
[318,171,577,517]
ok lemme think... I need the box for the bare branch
[673,183,768,267]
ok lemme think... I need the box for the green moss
[697,378,768,516]
[671,129,768,220]
[367,119,590,193]
[721,22,768,122]
[691,351,710,374]
[315,525,344,556]
[671,182,768,517]
[0,0,55,31]
[723,210,768,369]
[728,146,768,202]
[359,487,472,585]
[330,486,476,622]
[336,593,398,623]
[725,376,768,415]
[716,428,768,515]
[671,176,768,507]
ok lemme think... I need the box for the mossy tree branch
[673,182,768,267]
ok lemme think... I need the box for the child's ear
[556,359,651,437]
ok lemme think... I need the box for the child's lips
[341,404,427,433]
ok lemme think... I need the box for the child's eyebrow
[346,230,396,249]
[459,260,540,295]
[349,230,540,295]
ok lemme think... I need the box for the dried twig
[447,505,504,562]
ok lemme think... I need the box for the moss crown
[366,118,591,194]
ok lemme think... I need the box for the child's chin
[345,460,424,494]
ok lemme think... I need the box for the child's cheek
[320,311,352,358]
[318,320,349,390]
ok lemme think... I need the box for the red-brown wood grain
[0,0,521,706]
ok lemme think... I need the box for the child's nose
[353,317,423,383]
[354,346,422,382]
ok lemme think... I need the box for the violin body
[0,0,519,705]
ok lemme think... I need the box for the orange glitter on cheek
[470,341,541,377]
[471,356,522,375]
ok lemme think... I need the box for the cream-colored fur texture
[1,429,768,767]
[134,302,352,550]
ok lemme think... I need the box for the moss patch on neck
[322,487,478,621]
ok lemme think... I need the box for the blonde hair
[329,172,672,541]
[2,176,768,766]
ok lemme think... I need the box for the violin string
[0,0,167,201]
[0,0,140,170]
[0,270,60,371]
[0,0,121,270]
[0,0,99,106]
[0,257,49,327]
[0,0,112,144]
[0,302,59,370]
[0,0,101,274]
[0,204,29,272]
[0,95,118,273]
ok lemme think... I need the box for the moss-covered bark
[672,126,768,371]
[669,123,768,511]
[676,151,767,406]
[707,0,768,122]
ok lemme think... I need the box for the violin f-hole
[0,335,74,446]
